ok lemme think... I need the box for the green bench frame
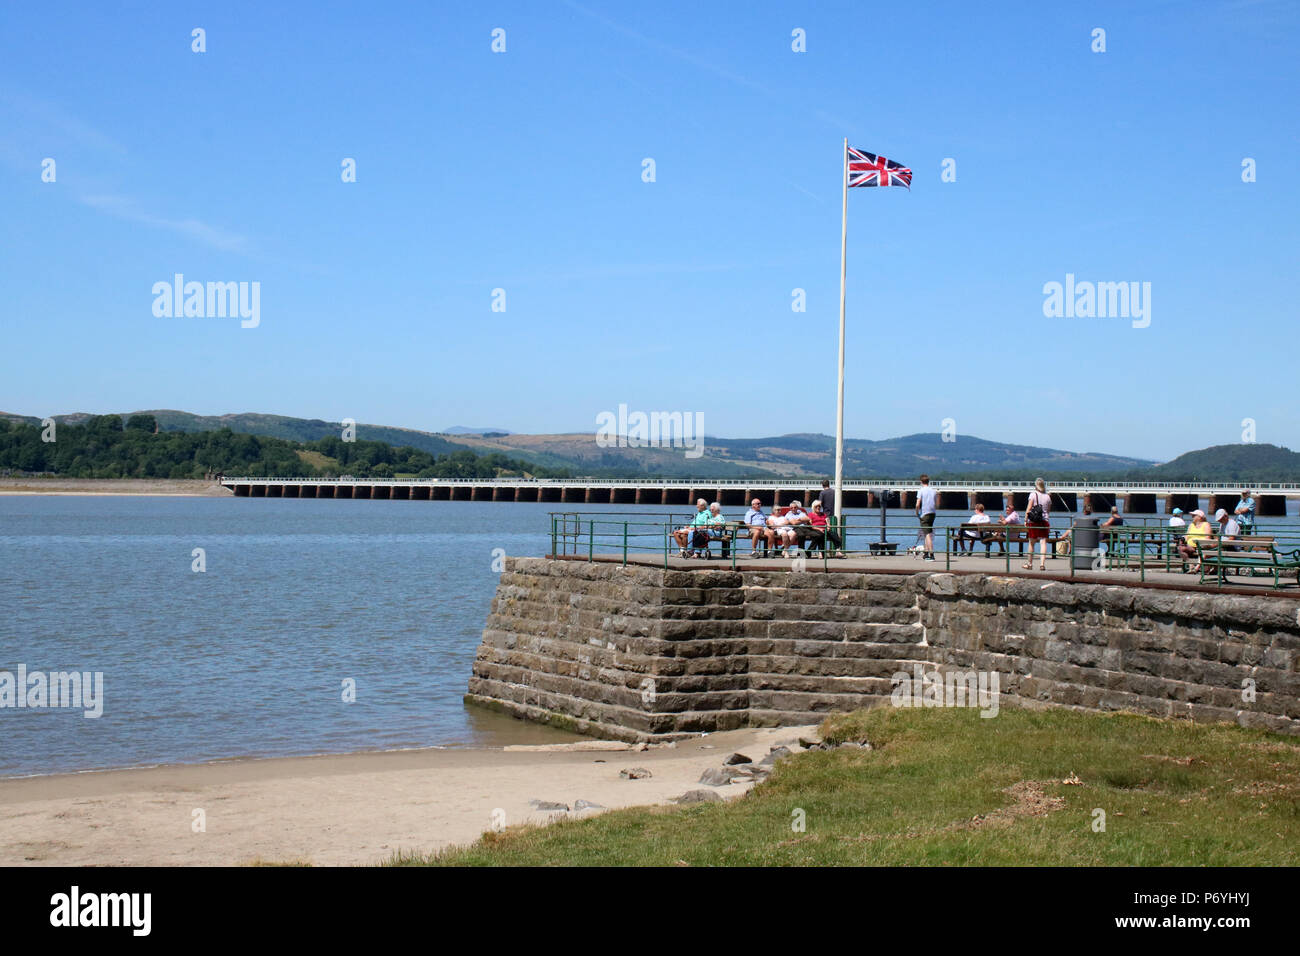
[1196,538,1300,589]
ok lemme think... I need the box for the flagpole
[834,138,848,524]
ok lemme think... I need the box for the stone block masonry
[465,558,1300,741]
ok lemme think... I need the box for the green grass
[389,708,1300,866]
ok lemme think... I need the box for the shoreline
[0,478,232,496]
[0,725,816,866]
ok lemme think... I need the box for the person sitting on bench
[958,503,994,552]
[703,501,730,558]
[805,500,843,556]
[1213,508,1242,550]
[743,498,775,557]
[1177,509,1213,572]
[783,500,811,556]
[674,499,710,558]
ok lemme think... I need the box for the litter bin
[1072,516,1100,571]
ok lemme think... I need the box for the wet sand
[0,725,816,866]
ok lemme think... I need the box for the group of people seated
[672,488,845,559]
[954,489,1259,575]
[954,502,1024,553]
[1170,496,1255,573]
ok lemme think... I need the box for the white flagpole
[834,138,848,523]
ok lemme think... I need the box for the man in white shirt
[1214,508,1242,543]
[959,503,992,553]
[1168,508,1186,528]
[783,500,811,556]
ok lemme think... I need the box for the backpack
[1026,493,1046,524]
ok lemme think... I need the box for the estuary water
[2,495,1295,777]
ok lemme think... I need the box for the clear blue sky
[2,0,1296,461]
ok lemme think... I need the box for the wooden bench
[954,523,1063,555]
[1195,536,1297,587]
[690,519,746,558]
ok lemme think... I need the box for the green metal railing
[546,511,1300,590]
[940,521,1299,587]
[548,510,875,572]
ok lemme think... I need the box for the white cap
[1214,508,1228,520]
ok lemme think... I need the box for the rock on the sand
[619,767,652,780]
[528,800,570,811]
[699,767,737,787]
[724,752,752,765]
[675,789,722,804]
[759,746,792,766]
[574,800,605,811]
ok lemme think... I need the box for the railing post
[588,520,594,562]
[622,522,628,567]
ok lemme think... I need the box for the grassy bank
[390,707,1300,866]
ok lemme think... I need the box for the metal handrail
[540,511,1300,590]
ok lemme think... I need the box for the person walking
[1023,478,1051,571]
[915,474,938,562]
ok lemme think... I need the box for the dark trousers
[802,528,842,553]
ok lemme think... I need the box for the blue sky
[2,0,1296,461]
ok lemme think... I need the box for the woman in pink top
[1023,477,1051,571]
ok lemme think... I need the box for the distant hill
[443,425,513,435]
[445,430,1153,478]
[8,408,1294,480]
[0,410,471,460]
[1145,443,1300,482]
[0,415,567,480]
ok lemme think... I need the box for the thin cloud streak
[77,194,251,253]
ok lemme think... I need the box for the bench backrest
[1196,537,1277,556]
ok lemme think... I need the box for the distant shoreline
[0,478,232,497]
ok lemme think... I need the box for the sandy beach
[0,478,232,496]
[0,725,816,866]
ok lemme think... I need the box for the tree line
[0,416,571,480]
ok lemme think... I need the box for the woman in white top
[1023,477,1051,572]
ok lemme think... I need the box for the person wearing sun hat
[1177,509,1213,572]
[1168,507,1186,529]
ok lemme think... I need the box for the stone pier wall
[466,558,1300,740]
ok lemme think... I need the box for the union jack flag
[847,146,912,189]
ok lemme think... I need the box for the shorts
[1027,520,1049,540]
[919,513,935,530]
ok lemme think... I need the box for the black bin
[1072,516,1100,571]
